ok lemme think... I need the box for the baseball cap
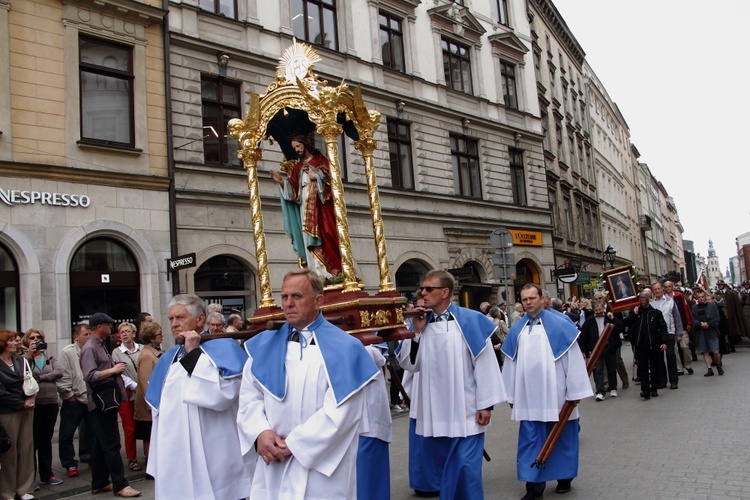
[89,312,115,327]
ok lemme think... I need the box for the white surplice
[502,322,593,422]
[148,355,254,500]
[238,342,365,499]
[360,346,392,443]
[397,319,506,437]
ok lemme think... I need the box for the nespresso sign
[0,187,91,207]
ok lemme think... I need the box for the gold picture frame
[602,265,638,312]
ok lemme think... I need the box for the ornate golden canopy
[228,40,394,308]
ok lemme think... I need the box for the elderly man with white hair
[146,294,254,499]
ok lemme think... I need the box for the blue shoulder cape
[500,308,580,361]
[145,338,247,412]
[245,313,378,407]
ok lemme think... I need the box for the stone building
[0,0,170,348]
[584,61,642,273]
[165,0,555,309]
[527,0,602,299]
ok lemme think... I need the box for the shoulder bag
[22,358,40,397]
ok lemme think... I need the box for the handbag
[22,358,40,397]
[92,377,123,412]
[0,420,11,454]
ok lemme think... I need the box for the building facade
[165,0,556,309]
[528,0,603,299]
[0,0,170,349]
[584,61,642,274]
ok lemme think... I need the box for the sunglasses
[421,286,447,293]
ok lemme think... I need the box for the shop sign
[168,253,197,271]
[509,229,543,247]
[0,187,91,207]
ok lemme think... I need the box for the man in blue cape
[397,270,506,499]
[501,284,593,500]
[237,269,379,499]
[145,294,253,499]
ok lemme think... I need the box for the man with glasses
[398,270,506,498]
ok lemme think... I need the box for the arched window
[0,243,20,331]
[194,255,256,319]
[395,259,431,301]
[70,238,140,332]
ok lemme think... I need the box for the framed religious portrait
[602,265,639,312]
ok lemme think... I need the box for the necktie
[429,312,453,323]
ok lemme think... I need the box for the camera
[35,340,48,351]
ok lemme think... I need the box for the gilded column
[317,123,358,292]
[240,147,276,307]
[355,138,394,292]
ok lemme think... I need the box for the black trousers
[33,403,58,481]
[593,349,618,393]
[657,336,678,385]
[89,408,128,492]
[59,400,93,469]
[636,347,663,393]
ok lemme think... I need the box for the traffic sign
[492,253,515,265]
[490,228,513,250]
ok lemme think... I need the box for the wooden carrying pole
[532,323,614,468]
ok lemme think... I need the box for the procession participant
[650,282,683,390]
[357,345,392,500]
[692,290,724,376]
[270,134,342,277]
[714,279,750,344]
[237,269,378,499]
[398,270,506,499]
[623,290,669,399]
[664,281,693,375]
[145,294,253,499]
[501,284,593,500]
[579,300,624,400]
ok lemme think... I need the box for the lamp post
[604,245,617,270]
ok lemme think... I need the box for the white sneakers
[610,390,618,398]
[595,393,605,401]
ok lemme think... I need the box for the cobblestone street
[35,342,748,499]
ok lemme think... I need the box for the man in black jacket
[579,300,624,401]
[623,290,668,400]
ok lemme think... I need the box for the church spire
[708,239,717,257]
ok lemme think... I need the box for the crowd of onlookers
[0,312,163,500]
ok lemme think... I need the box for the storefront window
[0,244,20,332]
[194,255,256,320]
[70,238,140,332]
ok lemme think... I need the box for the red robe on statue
[285,153,342,275]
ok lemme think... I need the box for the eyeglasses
[28,336,41,340]
[421,286,448,293]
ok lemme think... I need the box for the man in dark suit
[579,300,624,401]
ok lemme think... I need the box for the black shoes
[687,368,694,375]
[650,390,658,398]
[555,480,572,494]
[669,383,678,390]
[717,364,724,376]
[640,391,650,400]
[657,383,667,389]
[704,369,714,377]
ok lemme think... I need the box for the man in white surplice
[501,284,593,500]
[397,270,506,499]
[145,294,254,499]
[237,269,379,499]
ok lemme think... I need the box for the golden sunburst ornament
[278,38,321,85]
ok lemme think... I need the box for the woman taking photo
[0,330,36,500]
[134,321,163,464]
[23,329,64,488]
[112,322,142,472]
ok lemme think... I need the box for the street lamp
[604,245,617,270]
